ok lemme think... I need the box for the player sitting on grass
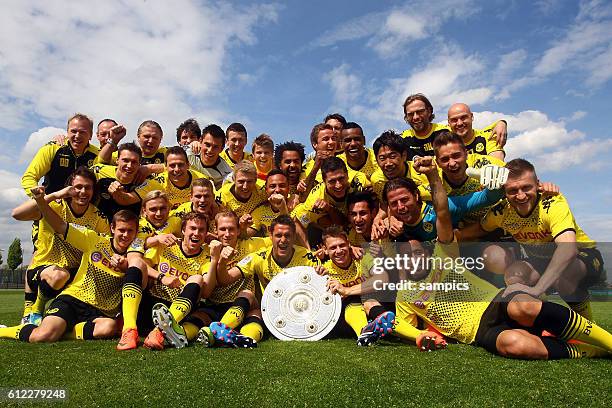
[190,212,270,348]
[320,226,395,346]
[0,187,138,343]
[12,167,110,326]
[387,157,612,359]
[464,158,604,321]
[117,212,216,350]
[217,215,324,341]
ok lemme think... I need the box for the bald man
[447,103,506,161]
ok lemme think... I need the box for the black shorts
[195,301,233,322]
[45,295,106,331]
[525,247,605,290]
[474,290,540,354]
[26,265,78,290]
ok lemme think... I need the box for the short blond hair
[142,190,169,208]
[233,160,257,178]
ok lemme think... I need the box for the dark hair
[347,191,378,212]
[165,145,188,162]
[137,120,163,136]
[176,118,201,144]
[403,93,435,122]
[275,141,305,168]
[252,133,274,153]
[266,168,288,181]
[382,177,420,204]
[112,209,139,227]
[97,118,117,129]
[506,158,536,180]
[117,142,142,160]
[202,124,226,142]
[373,130,406,156]
[321,157,348,180]
[66,166,99,204]
[269,214,296,234]
[322,225,348,243]
[343,122,363,133]
[226,123,247,139]
[181,211,209,232]
[324,113,347,126]
[432,130,466,154]
[310,123,333,147]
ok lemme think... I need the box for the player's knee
[29,326,62,343]
[41,267,69,289]
[237,290,256,306]
[507,295,541,326]
[362,300,379,314]
[504,261,537,286]
[186,274,204,286]
[483,245,511,275]
[93,320,119,339]
[496,331,544,359]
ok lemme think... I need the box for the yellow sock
[566,342,610,358]
[64,322,86,340]
[169,298,193,323]
[121,283,142,330]
[23,300,34,318]
[183,322,200,341]
[560,310,612,352]
[392,319,422,342]
[220,306,246,329]
[0,324,26,340]
[344,303,368,337]
[31,292,48,315]
[240,322,263,342]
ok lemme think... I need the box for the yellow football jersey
[302,159,371,187]
[463,122,504,156]
[60,224,129,316]
[136,215,182,244]
[209,237,270,304]
[110,146,167,166]
[323,258,366,287]
[219,149,254,170]
[291,173,370,227]
[337,148,380,181]
[250,204,283,236]
[395,241,500,344]
[236,245,321,292]
[370,161,428,202]
[215,180,267,218]
[481,193,595,259]
[170,202,216,233]
[31,200,110,270]
[401,123,450,159]
[134,169,209,210]
[22,141,99,196]
[145,244,210,302]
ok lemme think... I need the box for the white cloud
[0,1,278,135]
[561,110,587,122]
[19,127,66,164]
[474,109,612,172]
[311,0,478,58]
[324,64,362,108]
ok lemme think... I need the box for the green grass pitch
[0,289,610,407]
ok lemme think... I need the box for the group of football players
[1,92,610,360]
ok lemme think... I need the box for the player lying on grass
[460,158,604,321]
[0,187,138,343]
[117,212,216,350]
[319,226,395,346]
[385,157,612,359]
[12,167,110,326]
[190,212,270,348]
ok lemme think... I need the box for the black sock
[368,305,386,321]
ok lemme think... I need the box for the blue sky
[1,0,611,261]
